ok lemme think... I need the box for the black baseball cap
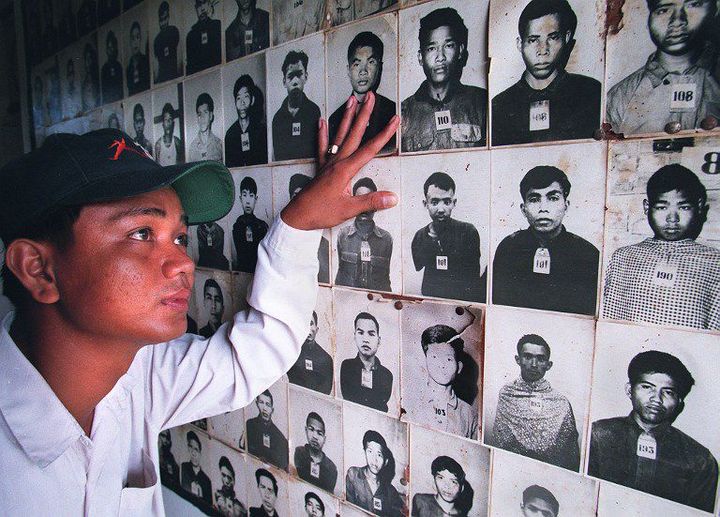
[0,129,234,241]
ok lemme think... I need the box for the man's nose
[670,6,688,25]
[666,210,680,223]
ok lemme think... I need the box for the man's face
[518,14,569,80]
[434,469,461,503]
[133,111,145,136]
[237,0,253,10]
[354,317,380,359]
[424,185,456,223]
[520,181,569,236]
[204,286,223,321]
[188,439,201,466]
[256,393,274,421]
[516,342,552,383]
[240,189,257,214]
[627,372,681,426]
[235,86,253,119]
[197,103,213,132]
[522,497,557,517]
[48,188,193,346]
[305,417,326,451]
[364,441,385,475]
[425,342,460,386]
[108,114,120,129]
[644,188,702,241]
[283,61,308,97]
[196,0,212,21]
[159,8,169,29]
[106,37,117,61]
[162,112,174,136]
[648,0,713,56]
[418,26,463,86]
[348,45,381,95]
[257,476,277,512]
[130,26,141,55]
[305,497,324,517]
[220,466,235,490]
[159,430,171,449]
[306,317,318,342]
[354,185,375,221]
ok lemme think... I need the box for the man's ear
[643,198,650,215]
[456,360,463,375]
[516,36,523,53]
[625,382,633,400]
[546,360,553,371]
[417,50,423,67]
[4,239,60,305]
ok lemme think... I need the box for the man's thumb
[349,191,398,217]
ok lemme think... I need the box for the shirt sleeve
[141,216,322,430]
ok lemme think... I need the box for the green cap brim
[170,161,235,225]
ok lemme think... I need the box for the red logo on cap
[108,138,151,160]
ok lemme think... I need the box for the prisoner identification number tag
[292,122,301,136]
[206,234,213,247]
[241,132,250,151]
[636,433,657,460]
[436,255,448,270]
[310,462,320,478]
[263,433,271,448]
[361,369,373,389]
[246,226,253,242]
[244,30,253,45]
[652,261,678,288]
[529,100,550,131]
[305,359,313,371]
[373,498,383,511]
[201,32,208,45]
[533,247,551,275]
[164,46,169,57]
[191,481,202,497]
[670,79,696,112]
[360,241,371,262]
[435,110,452,131]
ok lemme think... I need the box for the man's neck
[239,6,253,25]
[163,133,173,144]
[359,353,376,370]
[427,379,453,400]
[355,218,375,236]
[239,116,250,132]
[523,69,559,90]
[632,412,662,433]
[198,128,211,143]
[10,309,143,437]
[656,49,700,74]
[530,225,562,243]
[426,79,451,102]
[434,494,456,514]
[307,445,324,462]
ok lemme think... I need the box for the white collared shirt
[0,218,321,516]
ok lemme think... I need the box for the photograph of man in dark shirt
[246,390,289,470]
[335,177,393,292]
[288,174,330,283]
[491,0,601,146]
[226,0,270,61]
[250,469,280,517]
[101,30,123,104]
[196,221,229,270]
[186,0,222,75]
[199,278,224,338]
[158,429,180,488]
[126,20,150,95]
[153,102,185,166]
[131,103,153,157]
[293,412,338,493]
[588,350,718,513]
[286,311,333,395]
[232,176,269,273]
[492,166,599,315]
[271,50,322,161]
[340,312,393,413]
[329,31,396,154]
[181,430,213,506]
[225,74,268,167]
[401,7,486,152]
[411,171,484,302]
[153,1,181,83]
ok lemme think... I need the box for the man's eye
[175,233,189,247]
[129,228,151,241]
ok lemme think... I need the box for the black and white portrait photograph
[490,141,606,316]
[246,458,290,517]
[207,407,245,452]
[222,52,268,167]
[334,288,401,416]
[31,65,50,130]
[329,0,398,26]
[183,0,222,76]
[601,137,720,331]
[245,381,290,471]
[271,163,332,284]
[401,151,490,302]
[183,68,225,162]
[332,157,402,293]
[489,450,598,517]
[188,210,232,271]
[410,425,491,517]
[59,45,84,120]
[401,301,483,440]
[267,32,326,162]
[587,321,720,513]
[288,478,339,517]
[191,269,234,338]
[123,91,154,156]
[482,305,593,472]
[225,0,271,61]
[285,286,335,395]
[227,167,273,273]
[605,0,720,137]
[271,0,325,46]
[489,0,604,146]
[98,17,125,105]
[159,427,184,490]
[100,102,124,130]
[343,403,408,516]
[98,0,121,26]
[398,0,488,152]
[78,33,101,112]
[122,2,151,96]
[326,13,398,155]
[173,424,217,511]
[596,481,711,517]
[204,437,249,516]
[152,82,185,166]
[149,0,184,84]
[42,55,63,125]
[231,271,253,314]
[288,385,343,496]
[74,0,97,37]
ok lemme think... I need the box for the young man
[216,456,246,517]
[126,20,150,96]
[288,173,330,283]
[293,412,339,492]
[186,0,222,75]
[401,7,486,152]
[340,311,393,413]
[490,334,580,471]
[411,171,484,302]
[492,166,599,315]
[181,430,213,506]
[226,0,270,61]
[491,0,601,146]
[153,1,181,83]
[602,164,720,330]
[606,0,720,135]
[304,492,325,517]
[250,469,280,517]
[588,351,718,512]
[415,324,478,439]
[271,50,322,161]
[232,176,269,273]
[154,102,184,166]
[188,92,224,162]
[158,429,180,487]
[225,74,268,167]
[100,29,123,104]
[199,278,225,338]
[197,221,230,270]
[62,59,82,120]
[329,31,396,153]
[131,102,153,156]
[335,177,393,292]
[246,390,289,470]
[286,310,334,395]
[521,485,559,517]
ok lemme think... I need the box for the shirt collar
[354,354,381,371]
[349,219,383,238]
[415,79,460,106]
[423,382,459,409]
[644,45,717,87]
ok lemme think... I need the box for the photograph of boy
[246,389,289,470]
[232,176,269,273]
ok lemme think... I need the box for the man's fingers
[336,91,377,160]
[317,118,329,168]
[345,115,400,174]
[332,95,357,150]
[344,190,398,220]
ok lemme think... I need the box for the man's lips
[161,289,190,310]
